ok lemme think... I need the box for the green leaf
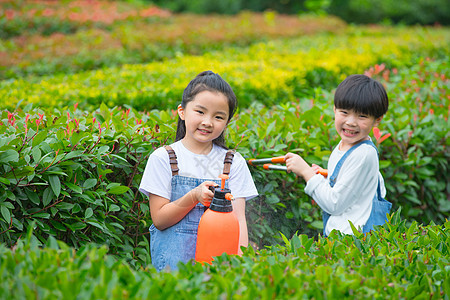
[64,150,83,160]
[25,189,40,205]
[72,203,81,214]
[32,131,48,147]
[65,182,82,194]
[33,212,50,219]
[349,220,363,239]
[4,166,35,179]
[49,175,61,197]
[0,177,10,185]
[32,147,41,164]
[1,205,11,222]
[85,207,93,219]
[50,220,66,231]
[83,178,97,190]
[0,149,19,163]
[87,221,105,231]
[265,120,276,136]
[108,186,129,195]
[43,187,53,207]
[71,222,87,231]
[56,202,74,211]
[109,204,120,212]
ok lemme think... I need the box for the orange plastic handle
[271,156,286,163]
[316,169,328,177]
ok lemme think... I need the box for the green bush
[150,0,306,14]
[0,104,174,268]
[328,0,450,25]
[1,211,448,298]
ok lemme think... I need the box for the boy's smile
[334,106,382,151]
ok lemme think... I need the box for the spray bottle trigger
[219,174,229,190]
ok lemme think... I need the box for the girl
[139,71,258,271]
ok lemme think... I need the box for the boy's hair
[176,71,237,149]
[334,74,388,118]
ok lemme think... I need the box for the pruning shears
[247,156,328,177]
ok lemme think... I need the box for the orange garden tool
[248,156,328,177]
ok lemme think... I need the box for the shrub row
[0,104,165,268]
[150,0,450,26]
[0,10,345,79]
[1,25,449,111]
[0,0,170,39]
[1,211,448,298]
[1,57,448,258]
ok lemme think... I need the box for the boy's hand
[285,153,316,182]
[311,163,320,173]
[192,181,218,207]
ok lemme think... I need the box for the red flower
[373,127,391,144]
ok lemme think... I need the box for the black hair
[334,74,389,118]
[175,71,238,149]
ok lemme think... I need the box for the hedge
[0,210,448,298]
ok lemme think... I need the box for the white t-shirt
[139,140,258,201]
[305,140,386,235]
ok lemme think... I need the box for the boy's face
[334,106,382,151]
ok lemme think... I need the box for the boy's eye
[195,110,204,114]
[215,116,225,120]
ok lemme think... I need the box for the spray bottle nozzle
[219,174,229,190]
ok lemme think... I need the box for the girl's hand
[192,181,218,207]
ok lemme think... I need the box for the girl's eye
[195,110,204,115]
[215,116,225,120]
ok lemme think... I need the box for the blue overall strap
[322,140,377,235]
[329,140,377,187]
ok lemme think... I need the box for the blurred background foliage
[149,0,450,25]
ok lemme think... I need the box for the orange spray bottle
[195,174,239,264]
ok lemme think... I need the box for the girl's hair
[175,71,238,149]
[334,74,389,118]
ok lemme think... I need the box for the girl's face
[334,106,382,151]
[178,90,229,153]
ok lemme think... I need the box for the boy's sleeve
[228,152,258,201]
[305,146,379,215]
[139,147,172,200]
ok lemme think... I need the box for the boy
[285,74,391,236]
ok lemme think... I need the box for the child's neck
[181,139,213,155]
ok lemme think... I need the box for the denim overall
[149,147,234,272]
[322,140,392,236]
